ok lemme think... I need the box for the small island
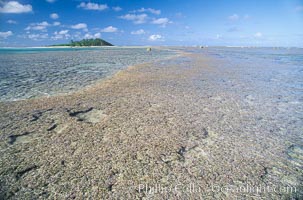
[50,38,113,47]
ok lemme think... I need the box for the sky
[0,0,302,47]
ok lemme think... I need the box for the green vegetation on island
[51,38,113,47]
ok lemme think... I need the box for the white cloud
[71,23,87,30]
[101,26,118,33]
[7,19,17,24]
[254,32,262,38]
[53,21,61,26]
[58,30,69,35]
[148,34,163,41]
[46,0,56,3]
[28,33,48,40]
[137,7,160,15]
[52,30,70,40]
[0,1,32,13]
[229,14,239,21]
[295,6,303,11]
[112,6,122,11]
[25,21,50,31]
[25,26,46,31]
[119,14,148,24]
[151,18,171,27]
[50,13,59,19]
[78,2,108,11]
[94,33,101,38]
[84,32,102,39]
[71,31,82,40]
[0,31,13,39]
[131,29,145,35]
[84,33,94,39]
[39,21,50,26]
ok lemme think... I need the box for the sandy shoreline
[0,50,302,199]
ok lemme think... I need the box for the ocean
[0,47,177,101]
[0,46,302,198]
[0,46,302,106]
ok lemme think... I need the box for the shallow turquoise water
[0,47,176,101]
[196,47,303,143]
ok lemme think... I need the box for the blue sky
[0,0,302,47]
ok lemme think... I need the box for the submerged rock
[68,108,107,124]
[287,144,303,167]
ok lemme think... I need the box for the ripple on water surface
[0,47,177,101]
